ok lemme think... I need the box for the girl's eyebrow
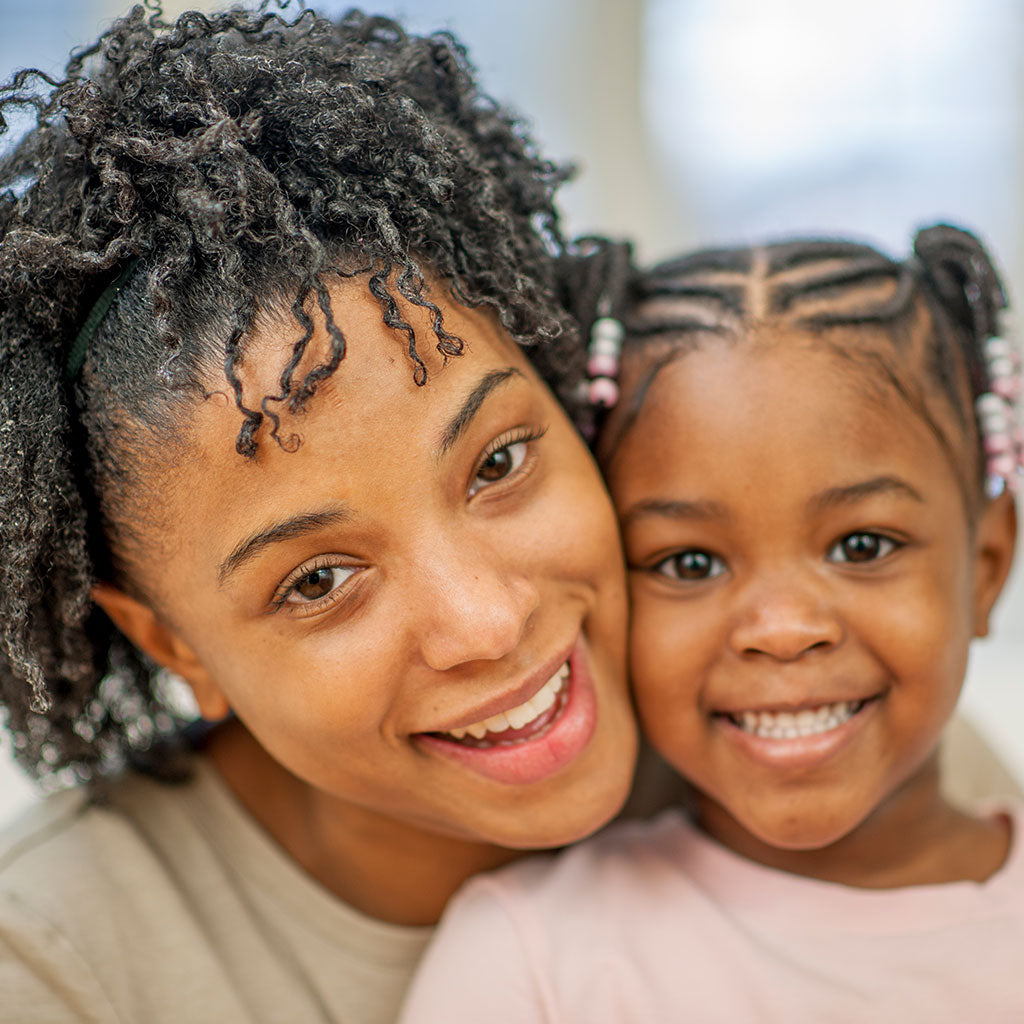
[621,498,730,528]
[808,476,924,514]
[437,367,523,457]
[218,506,353,587]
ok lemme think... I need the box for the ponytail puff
[912,223,1007,347]
[913,223,1022,496]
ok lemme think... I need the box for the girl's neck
[203,718,521,926]
[695,755,1012,889]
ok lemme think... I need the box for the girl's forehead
[608,334,972,496]
[616,317,967,439]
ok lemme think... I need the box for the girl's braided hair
[0,2,587,786]
[577,225,1009,502]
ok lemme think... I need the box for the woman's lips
[414,638,598,785]
[437,662,570,744]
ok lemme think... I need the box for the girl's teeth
[445,663,569,741]
[731,700,863,739]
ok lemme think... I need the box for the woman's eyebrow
[437,367,523,457]
[218,506,353,587]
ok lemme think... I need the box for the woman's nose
[413,541,540,672]
[729,571,844,662]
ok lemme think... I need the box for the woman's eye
[828,532,897,564]
[653,549,726,581]
[471,440,529,493]
[282,565,356,606]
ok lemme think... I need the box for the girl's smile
[710,692,883,771]
[607,336,1011,864]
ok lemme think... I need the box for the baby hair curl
[0,2,588,786]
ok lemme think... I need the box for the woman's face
[108,278,636,850]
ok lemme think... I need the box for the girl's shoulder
[459,797,1024,932]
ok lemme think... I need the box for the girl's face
[100,278,637,851]
[604,335,1013,853]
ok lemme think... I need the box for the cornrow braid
[585,224,1010,495]
[0,2,587,785]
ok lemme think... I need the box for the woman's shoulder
[0,772,164,898]
[0,761,434,1024]
[0,771,213,1022]
[0,768,214,966]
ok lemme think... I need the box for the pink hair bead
[984,433,1012,455]
[992,375,1021,400]
[588,377,619,408]
[991,453,1016,479]
[587,353,619,378]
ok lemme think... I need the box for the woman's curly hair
[0,1,589,786]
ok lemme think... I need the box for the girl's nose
[414,541,540,672]
[729,572,844,662]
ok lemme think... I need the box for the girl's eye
[827,532,898,564]
[280,564,357,607]
[653,549,726,581]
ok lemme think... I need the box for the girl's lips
[414,638,598,785]
[714,693,882,770]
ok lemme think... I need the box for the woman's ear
[972,491,1018,638]
[91,583,231,721]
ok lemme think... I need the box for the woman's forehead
[233,276,520,404]
[122,286,540,581]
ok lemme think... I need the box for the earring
[976,332,1024,496]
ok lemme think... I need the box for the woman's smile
[416,637,598,784]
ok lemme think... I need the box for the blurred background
[1,0,1021,817]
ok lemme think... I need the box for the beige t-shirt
[0,758,431,1024]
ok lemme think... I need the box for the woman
[0,6,635,1021]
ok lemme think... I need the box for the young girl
[400,224,1024,1022]
[0,5,639,1021]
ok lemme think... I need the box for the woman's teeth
[731,700,865,739]
[446,663,570,741]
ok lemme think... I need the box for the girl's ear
[90,583,231,721]
[972,491,1018,638]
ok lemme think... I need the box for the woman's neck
[203,718,522,925]
[695,756,1012,889]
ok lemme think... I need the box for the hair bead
[975,331,1024,495]
[584,306,624,413]
[588,376,620,408]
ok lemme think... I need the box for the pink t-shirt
[400,806,1023,1023]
